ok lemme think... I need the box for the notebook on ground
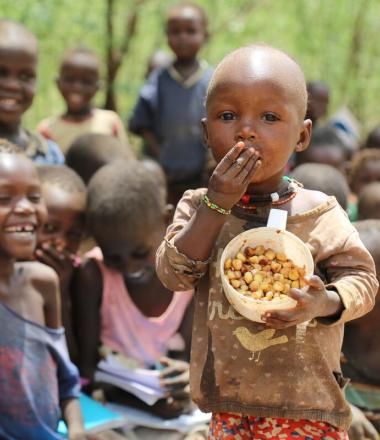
[94,370,166,406]
[57,393,127,436]
[94,353,166,406]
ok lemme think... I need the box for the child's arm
[71,259,103,380]
[262,275,345,328]
[140,129,160,158]
[111,112,131,149]
[263,215,378,328]
[153,298,194,416]
[156,142,261,291]
[128,69,164,158]
[61,398,84,439]
[32,265,95,439]
[36,242,79,361]
[61,398,97,440]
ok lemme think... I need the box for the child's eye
[19,72,36,83]
[0,194,11,204]
[82,78,98,88]
[29,194,41,203]
[131,247,150,259]
[219,112,236,121]
[61,75,76,84]
[0,67,9,78]
[262,113,279,122]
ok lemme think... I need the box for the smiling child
[38,46,130,155]
[0,139,92,439]
[0,20,64,164]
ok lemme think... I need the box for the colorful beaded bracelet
[202,194,231,215]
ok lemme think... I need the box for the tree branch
[104,0,147,110]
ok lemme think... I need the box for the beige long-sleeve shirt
[156,189,378,430]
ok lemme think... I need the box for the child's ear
[202,117,210,148]
[164,203,175,224]
[295,119,312,153]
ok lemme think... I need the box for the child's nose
[2,76,22,92]
[236,123,256,141]
[14,198,35,214]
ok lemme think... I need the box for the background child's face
[204,74,309,187]
[0,155,46,260]
[56,54,99,114]
[166,7,207,61]
[39,184,85,254]
[0,46,36,128]
[352,160,380,194]
[306,86,329,122]
[99,220,166,274]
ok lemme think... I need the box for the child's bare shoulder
[20,261,59,291]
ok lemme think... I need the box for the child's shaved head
[65,133,134,184]
[358,182,380,220]
[59,46,100,71]
[0,19,37,55]
[166,2,208,30]
[207,44,308,120]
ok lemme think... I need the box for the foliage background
[1,0,379,138]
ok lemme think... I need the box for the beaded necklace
[235,176,299,212]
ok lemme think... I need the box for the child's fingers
[160,363,188,379]
[215,141,246,174]
[236,151,260,182]
[262,292,302,323]
[305,275,325,291]
[262,314,298,329]
[161,373,188,387]
[228,147,257,178]
[286,288,305,303]
[243,157,262,185]
[35,249,62,270]
[41,245,65,261]
[159,356,173,366]
[169,388,190,401]
[159,365,178,378]
[41,242,73,263]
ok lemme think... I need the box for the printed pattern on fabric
[208,413,349,440]
[156,189,378,430]
[0,302,79,439]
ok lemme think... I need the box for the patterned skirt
[208,413,349,439]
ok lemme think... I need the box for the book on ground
[97,356,162,390]
[57,393,127,436]
[94,354,166,406]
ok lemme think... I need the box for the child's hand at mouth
[207,141,262,210]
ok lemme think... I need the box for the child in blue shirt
[129,2,213,205]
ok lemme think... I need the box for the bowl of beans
[220,227,314,323]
